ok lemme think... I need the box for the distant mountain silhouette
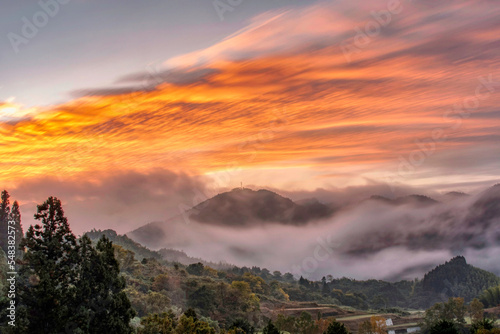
[85,229,162,261]
[443,191,469,199]
[128,188,334,248]
[466,183,500,225]
[128,183,500,276]
[188,188,333,227]
[84,229,233,269]
[393,194,438,206]
[129,222,168,250]
[366,194,438,206]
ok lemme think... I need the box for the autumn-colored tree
[113,244,136,272]
[470,298,485,322]
[204,266,219,278]
[423,297,467,331]
[275,313,296,333]
[145,291,171,314]
[476,329,500,334]
[357,317,387,334]
[295,311,317,334]
[153,273,170,292]
[139,311,177,334]
[230,281,260,312]
[241,272,267,294]
[175,309,215,334]
[370,316,387,334]
[358,320,372,334]
[316,317,330,334]
[270,281,289,301]
[442,297,466,325]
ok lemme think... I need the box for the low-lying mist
[7,169,499,281]
[130,184,500,281]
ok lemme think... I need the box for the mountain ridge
[127,183,500,279]
[189,187,334,227]
[84,229,500,309]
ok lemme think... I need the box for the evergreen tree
[470,318,495,334]
[18,197,79,333]
[322,281,330,295]
[69,235,135,333]
[262,320,280,334]
[0,191,23,268]
[183,308,198,321]
[0,190,11,255]
[10,201,23,259]
[429,320,458,334]
[480,285,500,307]
[229,319,255,334]
[324,320,350,334]
[17,197,134,333]
[91,235,135,333]
[299,276,307,287]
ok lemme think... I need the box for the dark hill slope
[85,229,162,261]
[188,188,333,226]
[422,256,500,302]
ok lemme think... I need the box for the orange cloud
[1,0,500,190]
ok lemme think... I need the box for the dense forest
[0,190,499,333]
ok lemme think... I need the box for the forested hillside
[422,256,500,302]
[94,230,500,312]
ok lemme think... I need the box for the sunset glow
[1,0,500,231]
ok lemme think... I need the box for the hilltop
[188,188,334,227]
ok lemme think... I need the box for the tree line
[0,192,135,333]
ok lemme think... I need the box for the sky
[1,0,500,238]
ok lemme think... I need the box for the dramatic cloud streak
[1,1,500,204]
